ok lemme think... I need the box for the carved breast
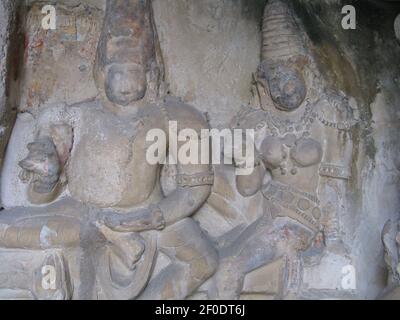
[290,138,322,168]
[260,135,322,170]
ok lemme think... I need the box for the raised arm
[19,105,74,204]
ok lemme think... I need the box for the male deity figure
[0,0,217,300]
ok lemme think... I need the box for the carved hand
[19,137,61,194]
[101,207,165,233]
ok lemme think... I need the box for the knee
[161,218,219,281]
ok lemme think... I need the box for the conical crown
[262,0,306,63]
[96,0,155,69]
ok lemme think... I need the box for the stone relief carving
[0,0,398,301]
[203,0,357,299]
[0,0,217,300]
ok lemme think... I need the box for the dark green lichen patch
[293,0,400,163]
[239,0,267,22]
[290,0,400,218]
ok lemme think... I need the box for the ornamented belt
[261,181,321,232]
[319,163,351,180]
[176,172,214,188]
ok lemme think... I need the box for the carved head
[94,0,160,106]
[104,62,147,106]
[258,0,309,112]
[258,61,307,112]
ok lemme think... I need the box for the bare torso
[67,101,167,209]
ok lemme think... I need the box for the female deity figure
[0,0,217,300]
[212,0,357,299]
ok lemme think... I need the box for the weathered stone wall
[152,0,266,128]
[290,0,400,299]
[0,0,23,204]
[0,0,398,300]
[153,0,400,299]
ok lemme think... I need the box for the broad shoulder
[163,96,209,131]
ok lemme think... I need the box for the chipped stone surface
[19,2,104,112]
[0,0,399,300]
[152,0,264,127]
[0,0,19,186]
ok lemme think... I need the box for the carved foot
[95,220,145,270]
[211,258,244,300]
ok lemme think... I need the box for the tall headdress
[261,0,307,65]
[94,0,164,91]
[256,0,309,112]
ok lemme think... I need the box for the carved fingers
[20,139,59,173]
[100,207,165,233]
[19,137,61,194]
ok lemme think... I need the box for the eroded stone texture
[0,0,216,300]
[0,0,399,300]
[19,2,104,112]
[152,0,264,127]
[203,0,357,299]
[0,0,21,191]
[381,219,400,299]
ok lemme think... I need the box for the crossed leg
[139,218,218,300]
[212,217,314,300]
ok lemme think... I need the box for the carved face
[105,63,147,106]
[260,63,307,112]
